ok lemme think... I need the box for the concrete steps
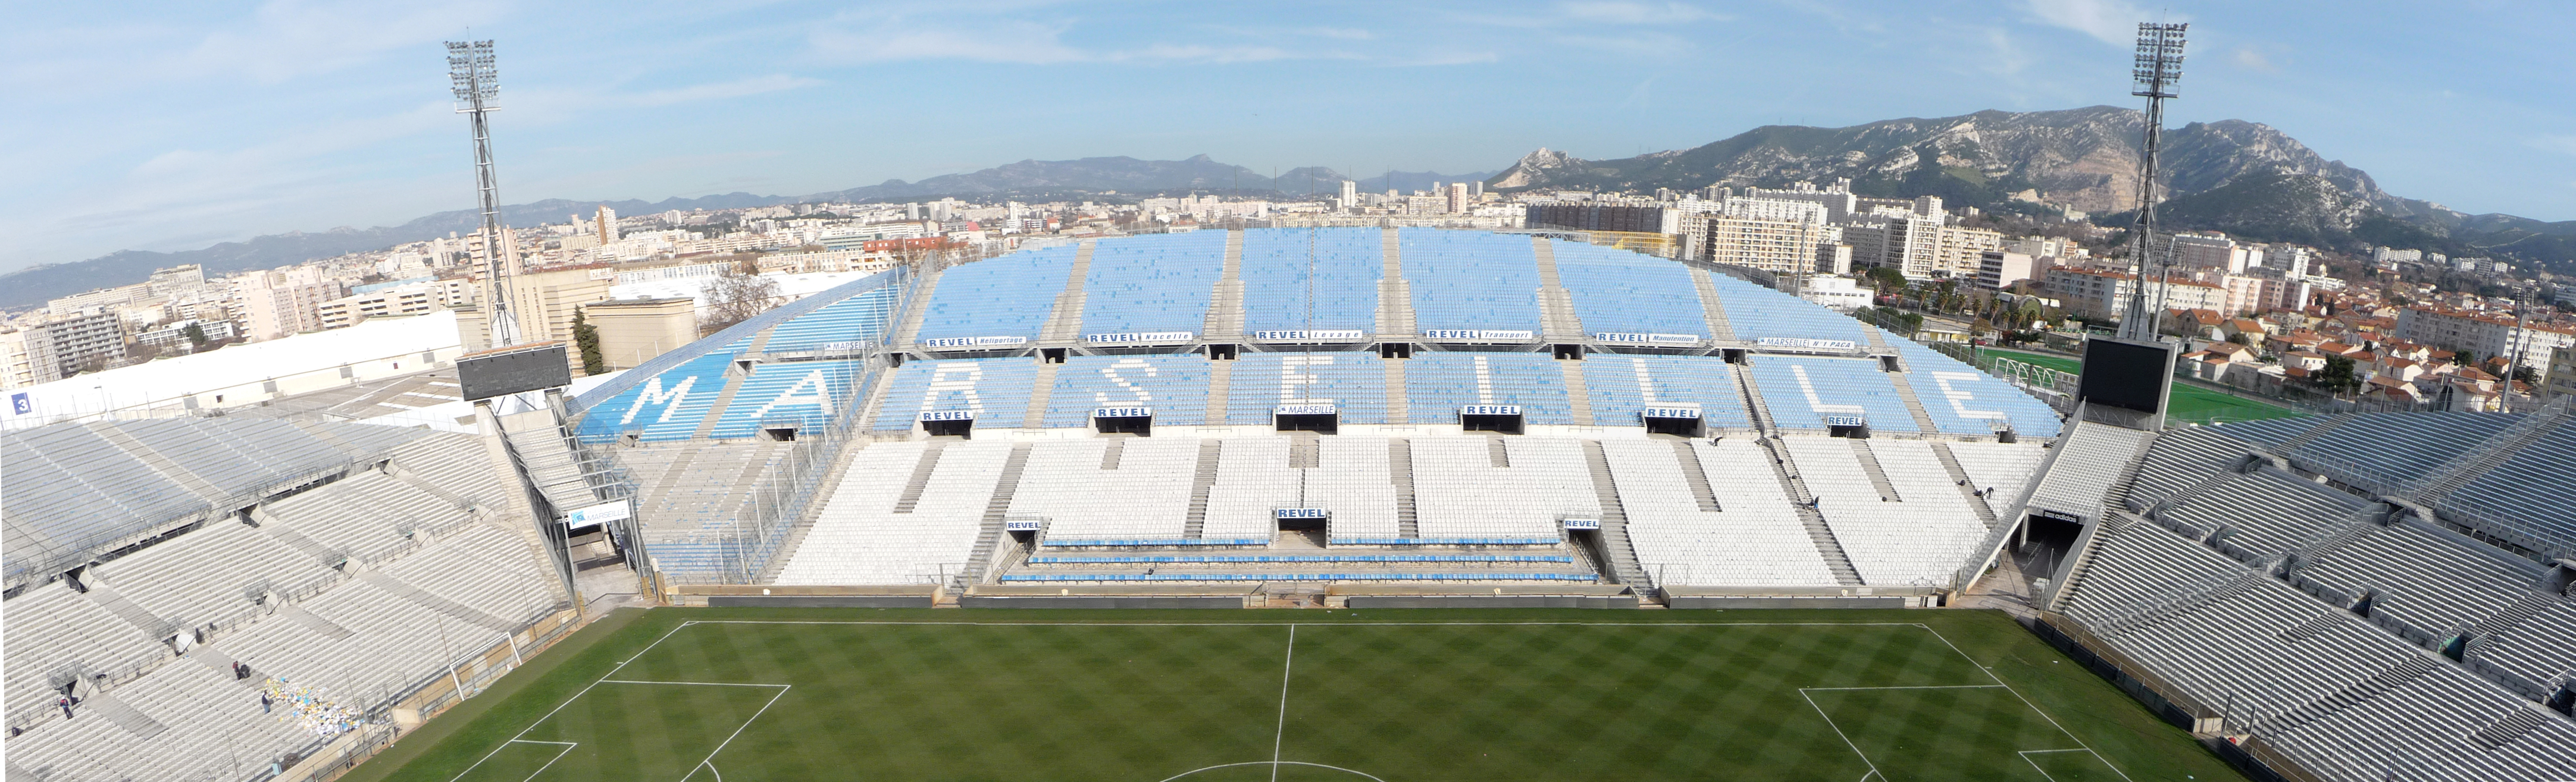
[1670,439,1722,511]
[1848,439,1902,503]
[1760,438,1863,586]
[361,571,515,633]
[959,444,1034,589]
[1184,439,1221,539]
[1203,230,1247,340]
[1689,268,1739,342]
[1382,357,1408,422]
[1206,359,1234,425]
[1559,360,1594,425]
[1025,360,1060,429]
[1530,237,1586,342]
[1580,440,1653,592]
[1376,228,1415,335]
[1389,439,1420,538]
[1039,241,1096,343]
[890,441,947,514]
[1929,442,1999,525]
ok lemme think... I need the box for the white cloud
[2232,46,2278,73]
[631,75,825,106]
[1557,2,1726,25]
[2021,0,2165,46]
[2528,135,2576,158]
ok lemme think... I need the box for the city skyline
[5,1,2574,274]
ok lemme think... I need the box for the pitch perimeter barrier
[2026,613,2223,734]
[675,584,941,608]
[290,606,586,782]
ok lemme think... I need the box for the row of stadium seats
[867,350,2054,434]
[1025,554,1575,564]
[914,244,1075,341]
[4,440,564,781]
[1079,231,1226,337]
[1007,439,1201,540]
[2057,514,2576,782]
[2052,422,2576,782]
[1604,438,1840,587]
[1748,356,1921,434]
[1783,437,1993,586]
[997,572,1598,582]
[2,419,432,583]
[1943,441,2046,503]
[1407,437,1596,539]
[1239,227,1381,334]
[1400,229,1542,334]
[759,284,900,353]
[1551,241,1708,338]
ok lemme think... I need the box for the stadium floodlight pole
[2120,22,2187,342]
[448,40,522,348]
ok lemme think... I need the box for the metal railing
[652,273,925,585]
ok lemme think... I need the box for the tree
[182,322,208,348]
[1864,266,1908,293]
[2319,355,2359,394]
[2455,350,2477,368]
[2511,366,2540,385]
[700,257,782,336]
[572,308,606,375]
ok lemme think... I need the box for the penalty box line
[1917,624,2138,782]
[444,620,713,782]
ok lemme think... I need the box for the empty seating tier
[1748,356,1920,433]
[1042,355,1213,428]
[913,244,1076,341]
[1403,352,1575,425]
[706,359,865,439]
[1078,231,1225,335]
[1605,439,1837,586]
[1579,354,1752,429]
[1237,227,1382,334]
[1399,228,1542,334]
[869,357,1042,431]
[1552,241,1707,338]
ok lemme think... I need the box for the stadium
[3,227,2571,782]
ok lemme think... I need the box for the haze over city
[7,0,2575,272]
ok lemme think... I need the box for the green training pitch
[1977,348,2301,425]
[349,609,2243,782]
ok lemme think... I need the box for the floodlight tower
[447,40,522,347]
[2120,22,2187,341]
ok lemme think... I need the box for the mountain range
[0,162,1486,310]
[1486,105,2576,274]
[11,105,2574,310]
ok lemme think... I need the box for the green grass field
[1976,348,2302,425]
[348,609,2243,782]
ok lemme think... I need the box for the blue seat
[1043,354,1213,427]
[1240,228,1382,334]
[1401,228,1541,334]
[1224,351,1392,425]
[916,246,1076,341]
[1579,354,1753,428]
[1553,241,1707,338]
[707,360,865,439]
[1402,352,1573,425]
[1079,231,1225,337]
[1747,356,1920,432]
[869,357,1042,431]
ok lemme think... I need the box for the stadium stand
[1399,228,1542,334]
[1223,351,1393,426]
[1552,243,1707,338]
[758,285,902,353]
[1783,436,1989,585]
[1604,438,1837,586]
[1041,354,1214,428]
[1237,227,1381,334]
[1,417,569,782]
[869,356,1042,431]
[1407,437,1595,540]
[705,359,866,439]
[1579,354,1753,429]
[913,245,1075,342]
[1746,356,1920,433]
[774,441,994,585]
[1403,352,1575,425]
[1007,439,1201,539]
[1077,231,1225,336]
[1705,272,1868,344]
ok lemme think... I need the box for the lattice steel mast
[2120,23,2187,341]
[448,40,522,347]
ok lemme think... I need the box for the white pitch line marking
[1157,761,1386,782]
[517,741,578,782]
[1800,689,1884,782]
[682,683,788,782]
[1272,624,1297,782]
[445,620,697,782]
[1921,624,2139,782]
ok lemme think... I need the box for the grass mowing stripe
[364,610,2248,782]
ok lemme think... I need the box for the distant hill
[1,158,1489,311]
[1486,106,2575,274]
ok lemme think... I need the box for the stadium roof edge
[568,265,910,417]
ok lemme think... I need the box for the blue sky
[4,1,2572,272]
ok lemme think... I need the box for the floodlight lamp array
[446,40,499,108]
[2131,23,2186,99]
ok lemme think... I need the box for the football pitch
[1976,347,2301,425]
[349,609,2242,782]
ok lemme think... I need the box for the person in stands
[57,696,73,720]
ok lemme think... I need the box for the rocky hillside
[1487,106,2569,268]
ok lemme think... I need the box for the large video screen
[458,343,573,401]
[2076,338,2173,415]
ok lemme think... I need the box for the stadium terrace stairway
[1756,437,1864,586]
[1038,240,1094,343]
[1687,267,1739,343]
[1201,228,1247,340]
[1375,228,1415,335]
[1578,440,1652,591]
